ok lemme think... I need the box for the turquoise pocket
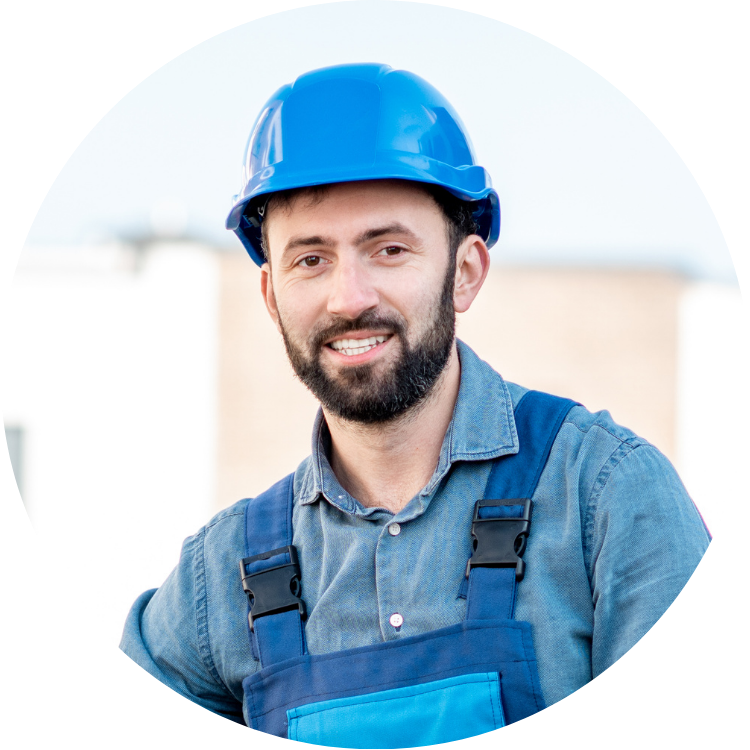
[286,672,505,748]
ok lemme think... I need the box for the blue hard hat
[226,63,500,266]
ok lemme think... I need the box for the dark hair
[421,183,480,257]
[255,181,479,262]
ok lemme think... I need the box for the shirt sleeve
[119,529,246,724]
[585,441,710,677]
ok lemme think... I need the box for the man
[121,63,709,745]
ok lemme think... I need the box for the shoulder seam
[204,508,246,533]
[564,410,650,448]
[582,439,649,576]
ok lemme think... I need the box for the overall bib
[239,391,575,747]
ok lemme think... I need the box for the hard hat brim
[227,159,500,266]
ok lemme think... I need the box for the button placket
[375,519,409,639]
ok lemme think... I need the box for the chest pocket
[287,672,504,748]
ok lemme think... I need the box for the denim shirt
[121,340,710,725]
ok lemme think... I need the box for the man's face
[260,180,458,424]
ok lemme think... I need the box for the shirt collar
[296,339,519,518]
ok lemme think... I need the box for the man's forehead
[269,179,438,215]
[262,179,450,263]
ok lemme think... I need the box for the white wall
[1,241,219,640]
[676,282,748,537]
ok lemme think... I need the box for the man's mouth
[327,334,391,357]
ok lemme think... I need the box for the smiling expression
[260,180,462,423]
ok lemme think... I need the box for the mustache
[310,310,407,349]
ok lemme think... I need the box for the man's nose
[326,257,379,319]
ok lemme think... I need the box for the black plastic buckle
[466,499,532,582]
[239,545,306,630]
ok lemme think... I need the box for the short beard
[278,258,457,424]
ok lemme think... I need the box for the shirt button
[389,613,404,628]
[388,523,401,536]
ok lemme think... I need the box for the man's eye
[299,256,322,267]
[381,246,404,256]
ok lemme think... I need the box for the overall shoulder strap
[240,473,307,668]
[485,390,577,500]
[466,390,577,620]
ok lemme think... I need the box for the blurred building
[217,255,689,503]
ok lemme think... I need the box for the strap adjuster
[239,545,306,630]
[466,499,532,582]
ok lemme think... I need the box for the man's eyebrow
[354,223,418,245]
[282,234,335,258]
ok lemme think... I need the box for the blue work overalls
[238,391,575,747]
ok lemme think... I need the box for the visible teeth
[330,335,388,355]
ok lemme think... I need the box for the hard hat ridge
[226,63,501,265]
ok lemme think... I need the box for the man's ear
[453,235,490,314]
[260,263,283,333]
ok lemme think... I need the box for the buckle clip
[466,499,532,582]
[239,545,306,630]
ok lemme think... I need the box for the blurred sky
[26,1,734,282]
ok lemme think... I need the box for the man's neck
[325,345,461,514]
